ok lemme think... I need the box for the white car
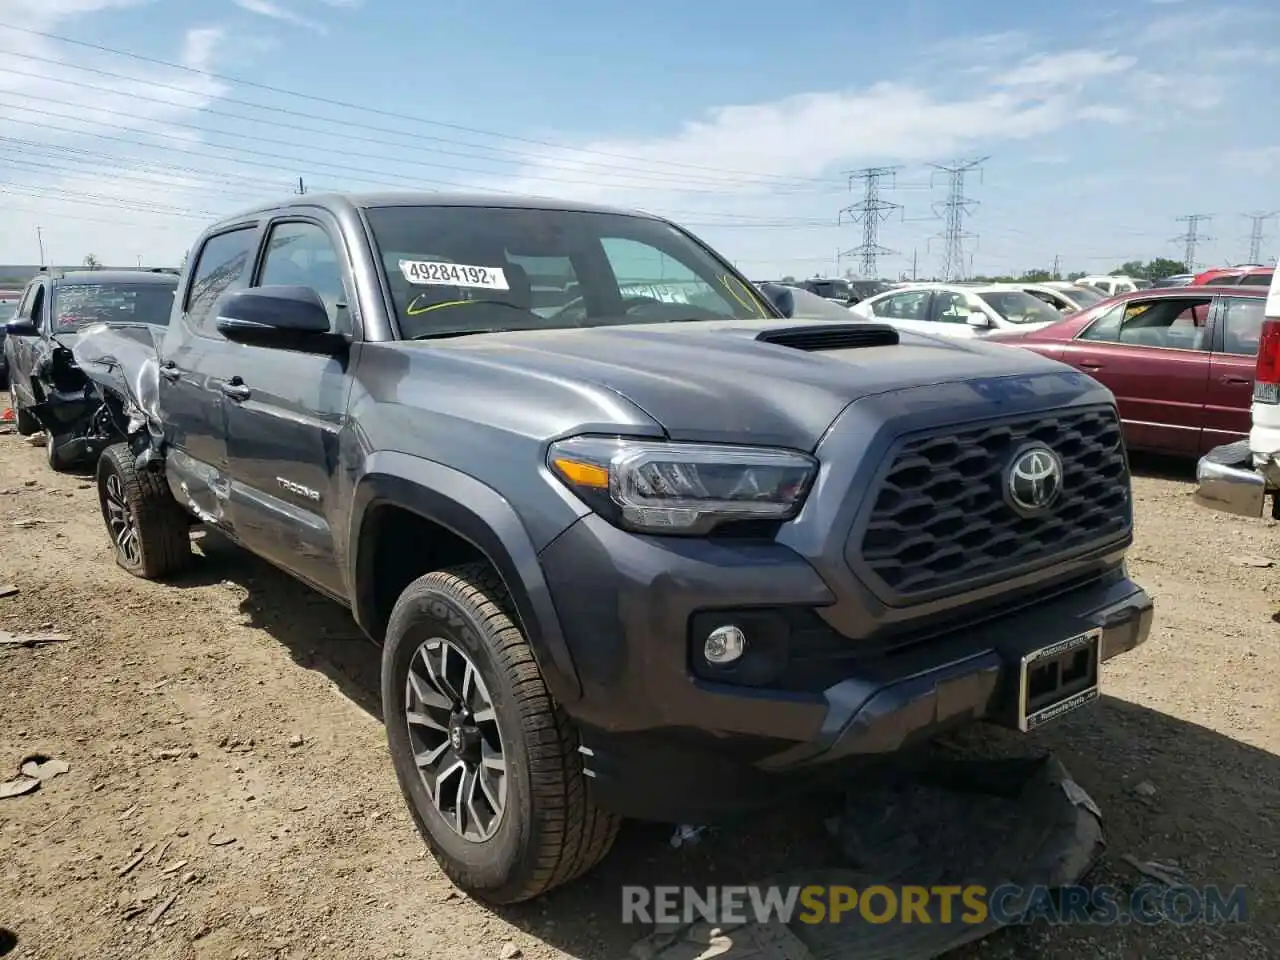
[1021,282,1110,314]
[1077,275,1139,296]
[848,283,1065,338]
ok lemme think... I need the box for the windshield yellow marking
[406,296,475,316]
[718,275,769,318]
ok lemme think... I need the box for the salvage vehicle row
[8,194,1154,908]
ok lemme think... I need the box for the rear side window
[1220,297,1266,356]
[186,227,257,337]
[1241,273,1273,287]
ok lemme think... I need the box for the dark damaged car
[4,269,177,469]
[70,192,1154,904]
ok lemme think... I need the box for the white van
[1194,263,1280,518]
[1077,275,1139,296]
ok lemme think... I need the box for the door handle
[220,377,250,402]
[159,361,181,382]
[1220,374,1251,385]
[1077,361,1103,370]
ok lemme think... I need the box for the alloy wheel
[103,471,141,567]
[405,637,507,842]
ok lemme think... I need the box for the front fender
[349,451,582,705]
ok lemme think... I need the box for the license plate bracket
[1017,628,1102,732]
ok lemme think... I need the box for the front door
[222,217,353,599]
[1059,295,1213,455]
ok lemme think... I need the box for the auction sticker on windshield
[399,260,509,291]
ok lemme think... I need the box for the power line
[0,21,843,188]
[928,157,987,281]
[1244,212,1278,264]
[837,166,901,278]
[1173,214,1213,270]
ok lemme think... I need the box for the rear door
[865,289,936,335]
[1058,294,1214,455]
[8,281,46,405]
[159,223,261,531]
[1204,294,1265,451]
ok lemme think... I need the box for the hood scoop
[755,322,900,352]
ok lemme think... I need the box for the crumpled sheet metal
[630,754,1104,960]
[68,322,165,430]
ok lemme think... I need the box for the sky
[0,0,1277,280]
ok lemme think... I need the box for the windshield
[1061,285,1105,307]
[364,205,775,339]
[978,290,1065,324]
[0,300,17,323]
[52,282,176,332]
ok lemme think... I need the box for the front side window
[929,291,974,323]
[51,282,177,332]
[1080,297,1210,350]
[187,226,257,337]
[364,205,773,340]
[977,290,1064,325]
[257,221,346,329]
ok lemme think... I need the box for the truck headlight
[547,436,817,535]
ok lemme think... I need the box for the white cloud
[232,0,327,34]
[994,50,1135,88]
[1224,146,1280,174]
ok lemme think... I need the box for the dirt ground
[1,428,1278,960]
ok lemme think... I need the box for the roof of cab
[213,191,653,226]
[51,269,179,286]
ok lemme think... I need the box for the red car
[986,285,1267,457]
[1189,266,1273,287]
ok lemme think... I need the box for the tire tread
[98,442,193,580]
[395,562,619,902]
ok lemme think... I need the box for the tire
[96,442,193,579]
[382,563,619,904]
[11,388,38,437]
[45,431,74,472]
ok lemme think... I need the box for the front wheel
[381,563,619,903]
[96,443,193,579]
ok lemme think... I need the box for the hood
[411,319,1079,450]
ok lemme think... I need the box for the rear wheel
[45,431,74,472]
[382,563,619,903]
[96,442,192,579]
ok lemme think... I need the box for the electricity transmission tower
[1173,214,1212,270]
[1244,212,1278,264]
[928,158,987,281]
[838,166,902,278]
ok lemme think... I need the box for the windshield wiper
[411,327,530,340]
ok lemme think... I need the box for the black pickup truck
[72,192,1153,904]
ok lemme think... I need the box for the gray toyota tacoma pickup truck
[74,192,1153,904]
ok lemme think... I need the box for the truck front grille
[853,406,1130,601]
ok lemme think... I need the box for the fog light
[704,625,747,665]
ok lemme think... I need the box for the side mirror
[757,282,796,318]
[967,311,991,329]
[215,286,347,354]
[4,318,37,337]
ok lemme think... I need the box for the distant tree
[1067,271,1086,281]
[1019,268,1054,282]
[1110,258,1187,280]
[780,274,796,283]
[83,253,101,270]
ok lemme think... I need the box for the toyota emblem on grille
[1006,445,1063,515]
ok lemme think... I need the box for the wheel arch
[349,451,583,706]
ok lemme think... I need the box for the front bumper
[540,514,1152,824]
[1194,439,1267,518]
